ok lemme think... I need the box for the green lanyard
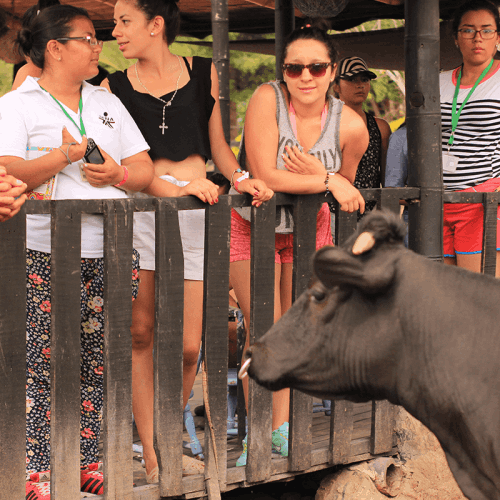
[40,86,86,137]
[448,59,493,147]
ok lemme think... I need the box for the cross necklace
[134,55,184,135]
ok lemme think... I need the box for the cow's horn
[352,231,376,255]
[238,358,251,379]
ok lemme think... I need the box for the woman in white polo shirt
[0,4,153,497]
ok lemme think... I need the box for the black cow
[242,211,500,500]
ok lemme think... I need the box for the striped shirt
[440,65,500,191]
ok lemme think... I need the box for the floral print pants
[25,249,139,475]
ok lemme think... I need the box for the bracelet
[57,142,77,165]
[114,165,129,187]
[324,172,335,196]
[231,168,244,188]
[234,171,250,193]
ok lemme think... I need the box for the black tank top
[107,56,214,162]
[354,112,382,217]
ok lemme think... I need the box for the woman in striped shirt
[441,0,500,274]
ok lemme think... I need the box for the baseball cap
[338,56,377,80]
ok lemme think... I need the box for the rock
[315,408,467,500]
[350,457,403,497]
[316,469,388,500]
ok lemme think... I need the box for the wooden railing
[0,186,453,500]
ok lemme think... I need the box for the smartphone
[84,138,105,165]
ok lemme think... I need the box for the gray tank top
[233,80,343,233]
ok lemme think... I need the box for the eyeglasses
[56,35,104,47]
[457,28,498,39]
[282,62,332,78]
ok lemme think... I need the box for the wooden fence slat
[379,188,403,215]
[329,400,354,465]
[50,200,82,499]
[103,200,134,500]
[370,400,395,455]
[481,192,497,276]
[155,198,184,497]
[203,199,231,496]
[289,195,317,472]
[335,208,358,246]
[246,198,275,483]
[0,211,26,500]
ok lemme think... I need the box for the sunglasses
[282,62,332,78]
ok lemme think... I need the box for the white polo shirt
[0,77,149,257]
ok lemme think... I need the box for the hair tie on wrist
[114,165,129,187]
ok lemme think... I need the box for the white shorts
[133,175,205,280]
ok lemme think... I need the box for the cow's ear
[313,246,397,295]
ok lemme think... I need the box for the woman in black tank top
[332,56,392,218]
[101,0,272,483]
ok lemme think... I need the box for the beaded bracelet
[114,165,129,188]
[324,171,335,196]
[230,168,243,187]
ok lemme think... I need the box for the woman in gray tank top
[229,19,369,466]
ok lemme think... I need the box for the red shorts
[230,203,333,264]
[443,177,500,257]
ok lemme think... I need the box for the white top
[0,77,149,257]
[440,65,500,191]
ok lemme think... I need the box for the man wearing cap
[333,56,392,217]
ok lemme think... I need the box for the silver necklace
[135,55,183,135]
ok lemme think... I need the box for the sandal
[80,462,103,495]
[26,479,50,500]
[271,422,289,457]
[146,466,159,484]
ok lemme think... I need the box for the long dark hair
[134,0,180,45]
[16,4,90,69]
[452,0,500,35]
[279,18,337,68]
[21,0,61,30]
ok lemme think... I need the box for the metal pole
[275,0,295,79]
[405,0,443,261]
[212,0,230,144]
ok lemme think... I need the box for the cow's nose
[238,349,253,379]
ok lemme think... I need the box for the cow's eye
[311,287,327,303]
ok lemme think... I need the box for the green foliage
[98,40,136,73]
[0,60,14,96]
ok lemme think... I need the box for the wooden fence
[5,185,489,500]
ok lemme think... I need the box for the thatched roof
[0,0,478,65]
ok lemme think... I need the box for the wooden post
[0,209,26,500]
[288,195,316,472]
[246,198,276,483]
[405,0,443,260]
[275,0,295,79]
[50,201,82,499]
[155,198,184,497]
[212,0,230,144]
[103,200,134,500]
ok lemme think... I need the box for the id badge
[442,153,459,173]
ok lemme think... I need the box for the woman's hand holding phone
[82,145,124,188]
